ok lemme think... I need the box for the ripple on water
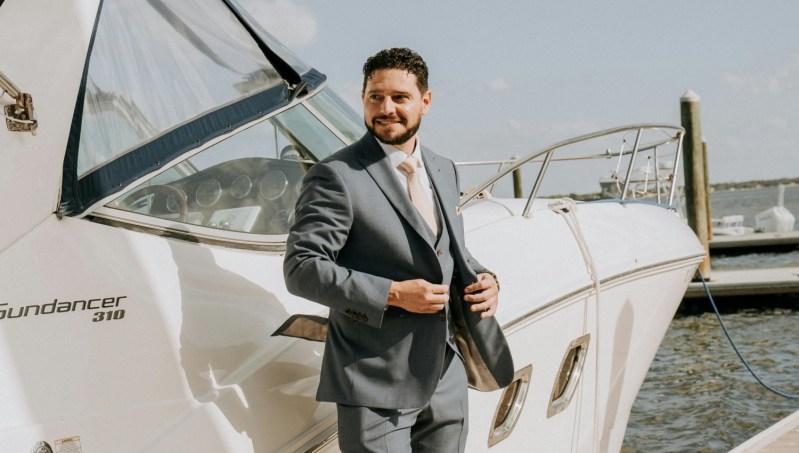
[622,308,799,452]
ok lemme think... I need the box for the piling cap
[681,90,700,102]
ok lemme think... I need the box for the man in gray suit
[284,48,514,452]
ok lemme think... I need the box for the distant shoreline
[710,177,799,192]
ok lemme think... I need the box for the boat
[712,215,754,236]
[598,149,676,202]
[0,1,705,451]
[710,185,795,236]
[754,184,796,233]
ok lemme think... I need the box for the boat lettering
[0,296,127,322]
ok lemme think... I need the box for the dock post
[703,140,713,241]
[512,155,523,198]
[681,90,711,279]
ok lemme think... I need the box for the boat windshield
[76,0,309,178]
[105,88,365,237]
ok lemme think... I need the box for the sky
[245,0,799,195]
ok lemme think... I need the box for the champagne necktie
[398,156,438,236]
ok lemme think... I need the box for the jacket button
[436,249,443,256]
[438,313,446,321]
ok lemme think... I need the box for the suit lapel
[357,135,434,244]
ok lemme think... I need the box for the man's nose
[379,97,396,115]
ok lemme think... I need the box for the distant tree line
[709,177,799,191]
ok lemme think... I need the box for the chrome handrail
[457,124,685,217]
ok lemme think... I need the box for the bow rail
[457,124,685,218]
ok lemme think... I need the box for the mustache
[373,115,405,123]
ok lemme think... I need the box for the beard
[365,115,421,147]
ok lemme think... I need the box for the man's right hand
[386,279,449,314]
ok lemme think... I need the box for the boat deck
[729,410,799,452]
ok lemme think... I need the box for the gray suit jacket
[283,133,514,409]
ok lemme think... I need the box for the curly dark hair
[362,48,429,94]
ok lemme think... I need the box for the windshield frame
[88,83,359,251]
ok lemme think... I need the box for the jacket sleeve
[283,161,391,328]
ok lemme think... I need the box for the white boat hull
[0,197,702,452]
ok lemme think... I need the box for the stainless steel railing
[457,124,685,218]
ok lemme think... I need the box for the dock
[683,267,799,299]
[710,231,799,255]
[682,230,799,300]
[729,409,799,452]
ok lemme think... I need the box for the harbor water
[622,185,799,452]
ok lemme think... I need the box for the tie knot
[398,156,419,174]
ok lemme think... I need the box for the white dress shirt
[376,137,441,234]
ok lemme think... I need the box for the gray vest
[429,194,458,352]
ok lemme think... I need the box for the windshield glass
[77,0,285,178]
[107,90,359,236]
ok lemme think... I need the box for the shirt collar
[375,136,424,170]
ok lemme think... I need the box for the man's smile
[375,116,404,125]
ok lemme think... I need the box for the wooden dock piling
[681,90,711,279]
[512,155,523,198]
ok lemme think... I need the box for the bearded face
[362,69,431,153]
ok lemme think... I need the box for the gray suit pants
[336,347,469,452]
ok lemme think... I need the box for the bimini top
[60,0,324,215]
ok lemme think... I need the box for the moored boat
[0,1,704,451]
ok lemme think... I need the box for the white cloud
[721,53,799,95]
[765,116,789,131]
[506,118,599,141]
[479,78,513,92]
[244,0,317,49]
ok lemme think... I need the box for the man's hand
[387,279,449,314]
[464,273,499,318]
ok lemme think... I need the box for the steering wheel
[120,184,188,222]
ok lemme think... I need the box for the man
[283,48,514,452]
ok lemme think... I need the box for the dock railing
[456,124,685,218]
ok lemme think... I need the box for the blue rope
[698,270,799,399]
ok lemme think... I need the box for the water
[622,185,799,452]
[709,185,799,232]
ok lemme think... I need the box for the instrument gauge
[165,188,187,213]
[230,174,253,199]
[196,179,222,207]
[259,170,288,200]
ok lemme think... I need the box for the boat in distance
[0,0,705,451]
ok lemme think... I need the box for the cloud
[244,0,317,49]
[507,118,599,141]
[479,78,513,92]
[721,53,799,95]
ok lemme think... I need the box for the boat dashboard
[114,157,307,236]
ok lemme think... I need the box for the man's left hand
[464,273,499,319]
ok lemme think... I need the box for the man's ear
[422,90,432,115]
